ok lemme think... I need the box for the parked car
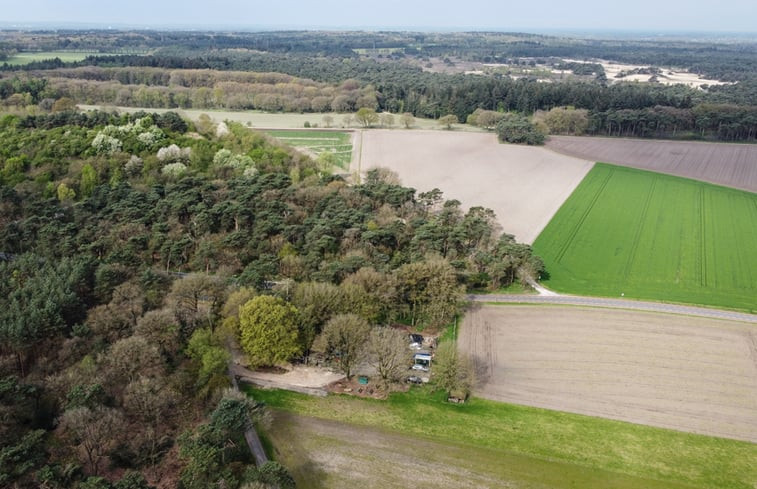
[408,333,424,350]
[406,375,424,384]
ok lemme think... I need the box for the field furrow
[460,305,757,443]
[534,163,757,311]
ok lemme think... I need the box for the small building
[412,352,432,371]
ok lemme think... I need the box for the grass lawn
[533,163,757,312]
[266,130,352,170]
[3,51,120,65]
[246,386,757,489]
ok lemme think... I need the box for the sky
[2,0,756,33]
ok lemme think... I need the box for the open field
[266,130,352,170]
[533,164,757,311]
[358,130,595,243]
[459,305,757,443]
[79,105,470,131]
[248,387,757,489]
[546,135,757,193]
[2,51,117,65]
[265,411,694,489]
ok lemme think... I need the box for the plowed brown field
[546,136,757,193]
[357,130,594,243]
[459,305,757,442]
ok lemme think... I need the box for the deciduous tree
[238,296,301,368]
[313,314,370,378]
[432,342,474,398]
[365,327,411,384]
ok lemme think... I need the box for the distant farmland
[546,136,757,193]
[533,164,757,311]
[2,51,120,65]
[266,130,352,170]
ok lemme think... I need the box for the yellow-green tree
[238,296,301,368]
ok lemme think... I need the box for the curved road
[468,294,757,323]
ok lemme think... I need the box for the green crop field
[533,163,757,311]
[246,387,757,489]
[266,130,352,170]
[2,51,122,65]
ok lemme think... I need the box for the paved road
[469,294,757,323]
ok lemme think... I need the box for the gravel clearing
[459,305,757,442]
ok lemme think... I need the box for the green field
[533,163,757,311]
[2,51,122,65]
[247,387,757,489]
[266,130,352,170]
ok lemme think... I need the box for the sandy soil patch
[564,59,727,87]
[546,136,757,193]
[356,130,594,243]
[459,305,757,442]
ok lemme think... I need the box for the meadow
[266,130,353,170]
[247,387,757,489]
[2,51,117,65]
[533,163,757,311]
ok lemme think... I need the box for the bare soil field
[459,305,757,442]
[546,136,757,193]
[358,130,594,243]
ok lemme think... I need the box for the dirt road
[469,293,757,323]
[459,305,757,442]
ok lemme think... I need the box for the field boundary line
[554,167,614,263]
[623,176,657,278]
[700,187,705,287]
[467,294,757,323]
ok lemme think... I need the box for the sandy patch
[459,305,757,442]
[356,130,594,243]
[564,59,728,88]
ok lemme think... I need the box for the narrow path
[469,293,757,323]
[228,366,268,467]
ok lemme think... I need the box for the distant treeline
[3,30,757,82]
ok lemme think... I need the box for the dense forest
[2,27,757,487]
[0,109,541,488]
[1,30,757,141]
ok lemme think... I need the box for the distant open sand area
[460,305,757,442]
[357,130,594,243]
[547,136,757,193]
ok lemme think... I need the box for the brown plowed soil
[546,136,757,193]
[459,305,757,442]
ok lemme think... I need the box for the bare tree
[58,406,123,475]
[366,327,411,384]
[380,113,395,128]
[400,112,415,129]
[313,314,370,378]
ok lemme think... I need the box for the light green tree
[80,163,97,199]
[238,296,301,368]
[355,107,379,128]
[438,114,459,130]
[57,182,76,202]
